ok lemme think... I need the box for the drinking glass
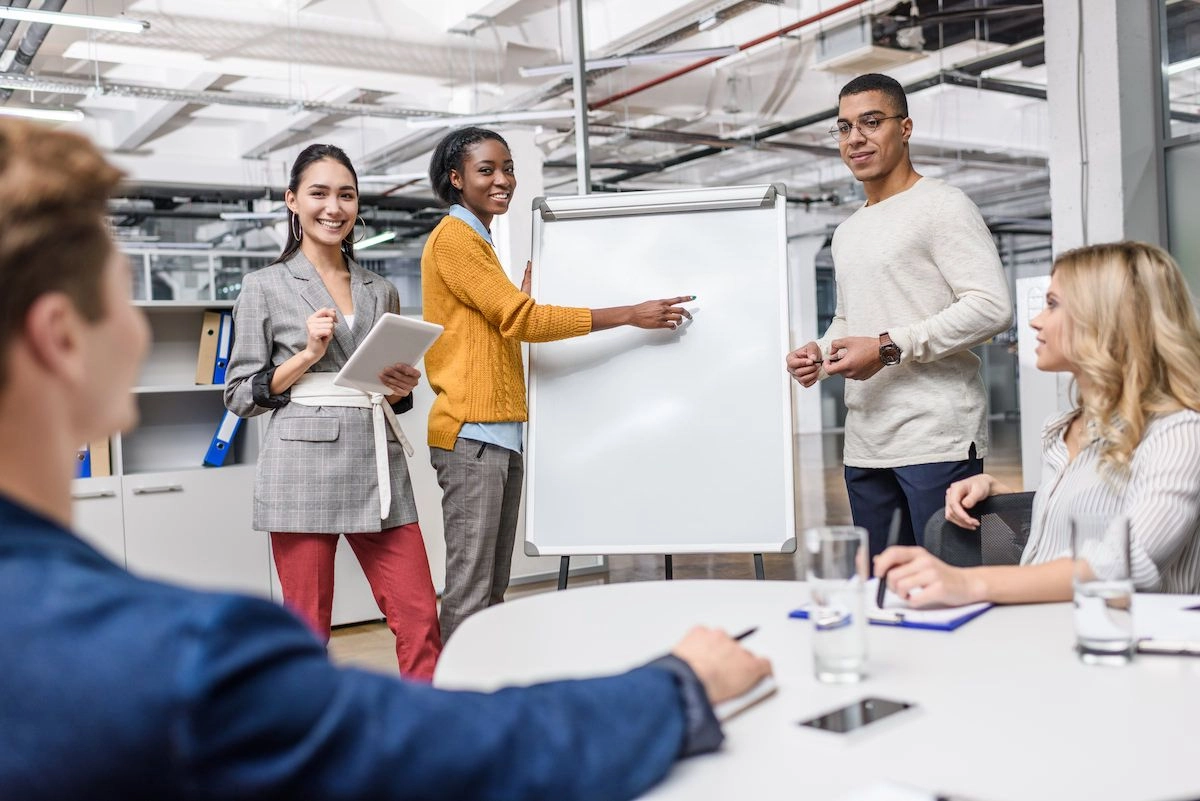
[1071,514,1134,665]
[805,526,868,682]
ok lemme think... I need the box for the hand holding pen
[786,341,824,387]
[875,507,904,608]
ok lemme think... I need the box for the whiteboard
[524,185,796,556]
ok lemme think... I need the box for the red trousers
[270,523,442,680]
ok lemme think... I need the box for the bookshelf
[72,250,272,598]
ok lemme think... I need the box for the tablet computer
[333,313,444,395]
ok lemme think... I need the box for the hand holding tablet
[334,313,444,396]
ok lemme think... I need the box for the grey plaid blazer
[224,251,419,533]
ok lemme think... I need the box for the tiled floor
[329,423,1024,674]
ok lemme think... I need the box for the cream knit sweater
[816,177,1013,468]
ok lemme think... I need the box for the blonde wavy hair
[1053,241,1200,470]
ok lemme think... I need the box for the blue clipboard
[790,579,993,632]
[789,604,992,632]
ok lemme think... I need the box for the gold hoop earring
[290,212,302,242]
[352,215,367,244]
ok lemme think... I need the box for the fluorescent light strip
[0,6,149,34]
[218,211,286,221]
[356,231,397,250]
[357,172,427,183]
[407,109,577,129]
[0,106,83,123]
[1168,55,1200,76]
[520,46,739,78]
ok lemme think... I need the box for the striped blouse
[1021,408,1200,593]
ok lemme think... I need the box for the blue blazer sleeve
[176,596,689,801]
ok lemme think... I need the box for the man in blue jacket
[0,120,771,801]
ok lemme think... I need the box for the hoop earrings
[290,212,302,242]
[352,215,367,244]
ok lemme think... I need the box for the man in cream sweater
[786,73,1013,560]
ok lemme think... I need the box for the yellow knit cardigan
[420,216,592,450]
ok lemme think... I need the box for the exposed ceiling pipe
[594,35,1049,184]
[0,0,65,105]
[589,0,871,111]
[0,0,32,54]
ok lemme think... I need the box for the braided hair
[428,127,510,207]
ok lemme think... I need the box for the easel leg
[754,553,765,580]
[665,554,673,580]
[558,555,570,590]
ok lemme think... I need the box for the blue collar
[448,204,493,246]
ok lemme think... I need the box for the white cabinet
[71,477,125,565]
[123,465,269,597]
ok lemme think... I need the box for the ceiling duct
[811,13,924,74]
[0,0,31,54]
[0,0,65,105]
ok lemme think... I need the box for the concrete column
[1022,1,1164,487]
[1044,0,1165,251]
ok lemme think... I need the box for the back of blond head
[1052,241,1200,469]
[0,119,123,388]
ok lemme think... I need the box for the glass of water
[805,526,868,683]
[1071,514,1134,665]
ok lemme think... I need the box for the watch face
[880,344,902,365]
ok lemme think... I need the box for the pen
[732,626,758,642]
[875,507,903,608]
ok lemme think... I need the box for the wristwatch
[878,332,902,366]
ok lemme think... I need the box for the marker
[875,507,904,608]
[732,626,758,642]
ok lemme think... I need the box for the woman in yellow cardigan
[422,127,692,639]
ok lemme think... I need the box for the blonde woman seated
[875,241,1200,605]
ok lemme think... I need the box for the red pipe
[588,0,871,111]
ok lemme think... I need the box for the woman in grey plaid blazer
[224,144,441,678]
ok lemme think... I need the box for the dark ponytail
[428,127,510,207]
[275,143,360,266]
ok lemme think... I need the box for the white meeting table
[434,580,1200,801]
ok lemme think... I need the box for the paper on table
[712,675,778,722]
[867,578,993,627]
[833,781,985,801]
[1135,593,1200,655]
[831,780,939,801]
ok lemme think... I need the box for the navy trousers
[845,449,983,569]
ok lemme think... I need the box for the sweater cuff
[646,654,724,757]
[389,394,414,415]
[886,326,916,365]
[251,367,290,408]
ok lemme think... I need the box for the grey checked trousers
[431,437,523,641]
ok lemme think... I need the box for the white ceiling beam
[109,72,219,151]
[60,41,462,98]
[238,86,362,159]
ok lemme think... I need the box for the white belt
[289,372,414,519]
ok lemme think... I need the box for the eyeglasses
[828,114,906,142]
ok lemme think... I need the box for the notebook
[712,675,778,722]
[790,579,992,632]
[1134,593,1200,656]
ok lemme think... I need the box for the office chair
[923,492,1036,567]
